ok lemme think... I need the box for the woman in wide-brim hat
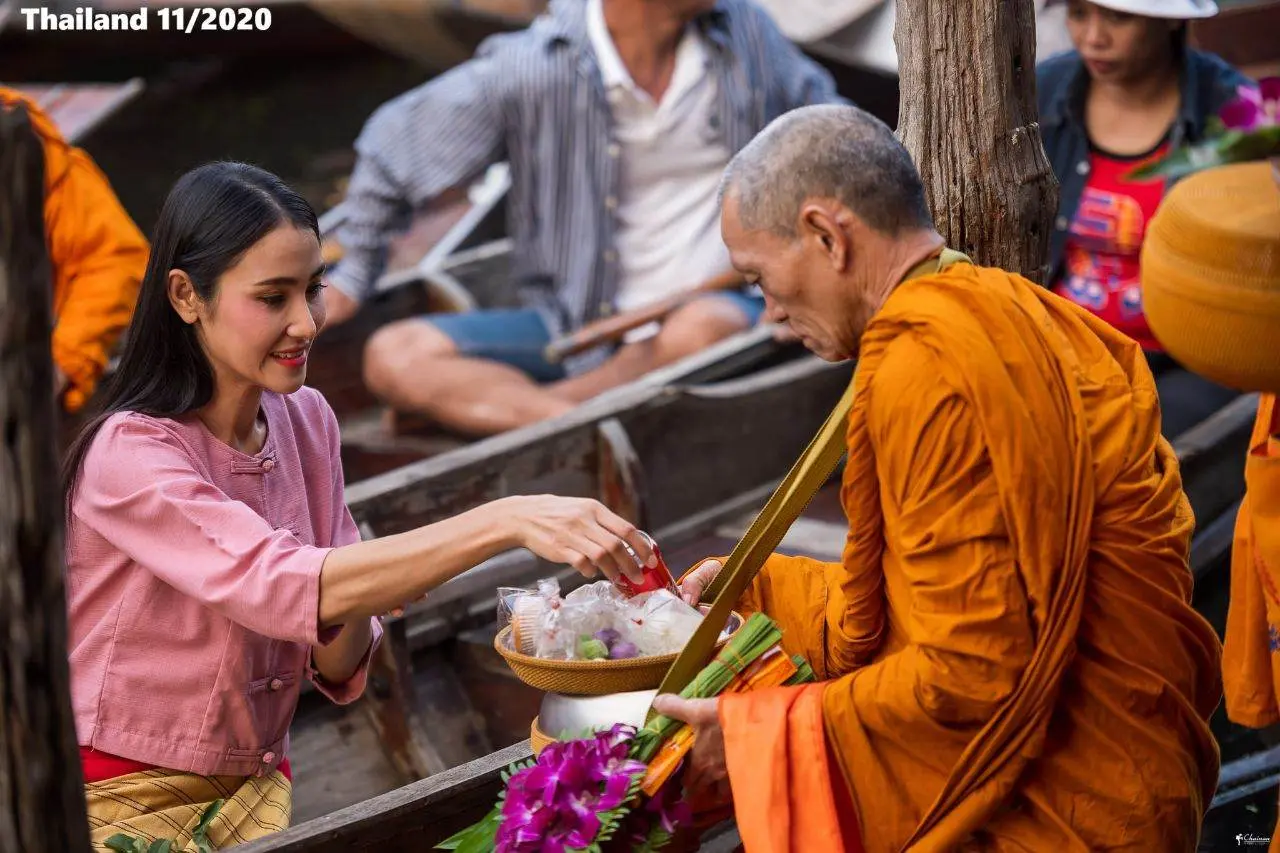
[1036,0,1253,437]
[1140,158,1280,846]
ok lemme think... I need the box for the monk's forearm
[318,501,520,626]
[311,618,374,685]
[842,642,1029,735]
[745,553,883,679]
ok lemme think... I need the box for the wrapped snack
[623,589,705,656]
[508,578,560,657]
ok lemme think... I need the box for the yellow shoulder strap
[652,249,970,703]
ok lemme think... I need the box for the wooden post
[0,103,91,851]
[895,0,1059,282]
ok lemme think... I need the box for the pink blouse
[66,386,382,778]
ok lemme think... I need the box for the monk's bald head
[721,104,934,238]
[719,105,943,363]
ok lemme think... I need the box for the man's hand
[651,694,729,796]
[678,558,722,607]
[323,283,361,328]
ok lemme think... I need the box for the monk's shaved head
[722,104,934,237]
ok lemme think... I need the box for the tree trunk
[895,0,1059,283]
[0,103,90,852]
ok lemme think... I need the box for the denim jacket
[1036,48,1252,284]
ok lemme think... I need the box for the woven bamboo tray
[494,611,743,696]
[530,716,554,756]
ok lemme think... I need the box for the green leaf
[1125,126,1280,182]
[103,837,145,853]
[147,840,175,853]
[436,806,501,851]
[192,798,225,839]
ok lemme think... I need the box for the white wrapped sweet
[622,589,705,656]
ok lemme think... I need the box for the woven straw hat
[1141,161,1280,393]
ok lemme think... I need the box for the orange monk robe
[720,262,1223,852]
[1222,392,1280,792]
[0,88,148,413]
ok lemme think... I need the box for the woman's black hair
[1170,21,1189,63]
[62,161,319,511]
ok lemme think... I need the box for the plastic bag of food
[500,578,709,660]
[504,578,561,656]
[622,589,706,656]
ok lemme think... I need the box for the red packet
[613,532,679,597]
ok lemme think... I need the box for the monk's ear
[798,203,849,271]
[167,269,202,324]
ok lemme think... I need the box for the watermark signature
[1236,833,1271,847]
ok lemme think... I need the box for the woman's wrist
[482,496,527,552]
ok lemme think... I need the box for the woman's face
[173,224,326,396]
[1066,0,1180,84]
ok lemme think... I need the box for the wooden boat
[7,79,144,144]
[235,392,1275,848]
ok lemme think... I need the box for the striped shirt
[330,0,844,355]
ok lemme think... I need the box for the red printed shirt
[1053,138,1169,352]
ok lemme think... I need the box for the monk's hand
[651,694,728,793]
[678,559,722,606]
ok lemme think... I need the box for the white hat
[1047,0,1219,19]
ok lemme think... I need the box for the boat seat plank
[239,741,535,852]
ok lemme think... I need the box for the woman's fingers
[568,520,641,584]
[592,506,655,569]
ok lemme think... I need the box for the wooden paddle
[543,269,747,364]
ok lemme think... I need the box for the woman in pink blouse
[61,162,654,850]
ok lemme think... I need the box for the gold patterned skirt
[85,768,291,850]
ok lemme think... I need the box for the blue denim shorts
[423,291,766,384]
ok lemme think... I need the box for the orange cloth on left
[0,88,148,412]
[721,262,1222,851]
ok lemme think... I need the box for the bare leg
[362,321,575,436]
[550,295,752,404]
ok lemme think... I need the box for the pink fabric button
[262,751,276,764]
[261,459,275,471]
[268,677,283,691]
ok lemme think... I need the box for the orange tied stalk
[639,641,807,796]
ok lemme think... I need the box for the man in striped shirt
[326,0,844,436]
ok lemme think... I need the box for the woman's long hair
[62,161,319,512]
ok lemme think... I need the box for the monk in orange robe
[653,104,1223,851]
[0,87,148,413]
[1136,160,1280,850]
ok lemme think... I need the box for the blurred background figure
[323,0,845,438]
[1036,0,1251,437]
[0,86,147,415]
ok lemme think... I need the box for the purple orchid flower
[493,724,656,852]
[1221,78,1280,132]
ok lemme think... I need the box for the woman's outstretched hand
[504,495,654,585]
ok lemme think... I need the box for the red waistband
[80,746,291,784]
